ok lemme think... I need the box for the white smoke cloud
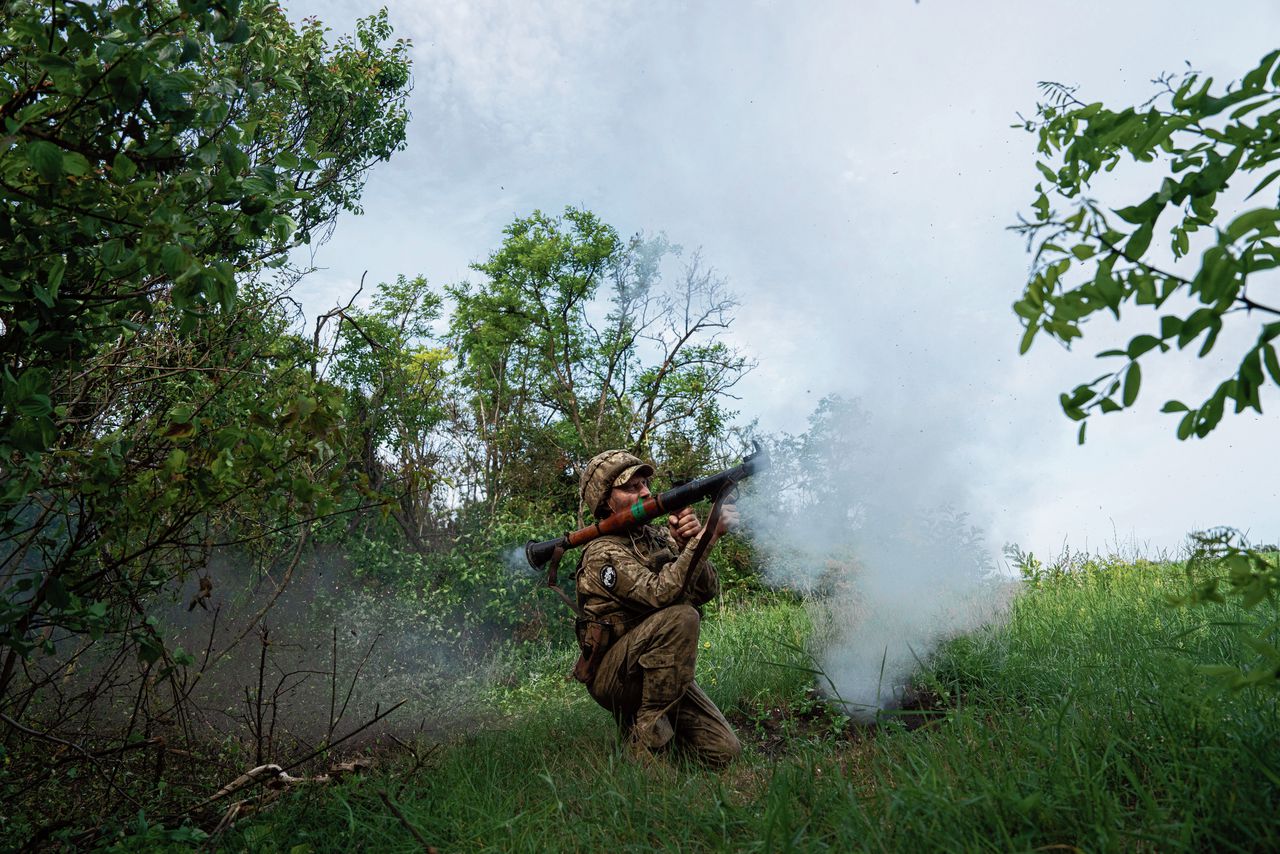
[741,394,1015,719]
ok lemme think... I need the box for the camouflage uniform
[574,450,742,767]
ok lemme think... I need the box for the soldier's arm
[658,527,719,606]
[685,555,720,606]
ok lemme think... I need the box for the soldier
[573,449,742,766]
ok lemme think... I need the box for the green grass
[226,565,1279,852]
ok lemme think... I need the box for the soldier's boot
[632,605,700,750]
[625,729,665,767]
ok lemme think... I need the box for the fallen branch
[188,763,301,815]
[182,700,403,820]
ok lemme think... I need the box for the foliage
[0,2,412,842]
[341,504,577,646]
[447,208,752,514]
[1002,541,1156,587]
[0,0,410,673]
[328,274,451,549]
[1174,528,1280,689]
[101,813,209,852]
[1014,51,1280,442]
[446,207,619,509]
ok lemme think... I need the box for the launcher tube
[524,444,767,570]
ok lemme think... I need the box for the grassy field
[220,560,1279,853]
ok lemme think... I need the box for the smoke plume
[741,395,1014,719]
[154,544,504,751]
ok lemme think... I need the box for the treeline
[328,208,751,550]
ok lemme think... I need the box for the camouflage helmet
[580,449,654,519]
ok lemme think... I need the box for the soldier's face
[606,474,651,515]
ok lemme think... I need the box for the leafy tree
[1013,50,1280,443]
[328,274,451,549]
[447,207,752,514]
[0,0,411,710]
[628,249,751,479]
[447,207,620,509]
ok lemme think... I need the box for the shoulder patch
[600,565,617,590]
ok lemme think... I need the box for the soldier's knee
[664,603,700,638]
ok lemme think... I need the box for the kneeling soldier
[574,450,742,766]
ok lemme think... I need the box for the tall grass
[227,562,1278,852]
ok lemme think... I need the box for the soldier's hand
[714,502,739,537]
[668,507,702,547]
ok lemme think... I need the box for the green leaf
[1032,192,1050,221]
[220,143,249,176]
[1019,322,1038,355]
[1161,400,1189,413]
[1176,410,1195,440]
[27,141,64,181]
[46,257,66,300]
[1126,334,1160,358]
[1241,585,1271,610]
[1125,222,1154,259]
[225,17,251,44]
[1198,316,1222,357]
[138,635,164,665]
[165,448,188,471]
[1122,362,1141,407]
[112,152,137,181]
[271,214,297,243]
[62,152,92,176]
[45,577,71,610]
[1225,208,1280,242]
[1226,554,1253,583]
[1070,244,1096,260]
[1114,195,1162,225]
[161,244,191,276]
[1241,349,1264,385]
[1264,344,1280,385]
[1245,167,1280,201]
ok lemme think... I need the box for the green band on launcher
[631,501,646,520]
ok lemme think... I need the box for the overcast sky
[283,0,1280,558]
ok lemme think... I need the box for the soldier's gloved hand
[668,506,702,548]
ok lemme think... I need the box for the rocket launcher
[525,442,768,573]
